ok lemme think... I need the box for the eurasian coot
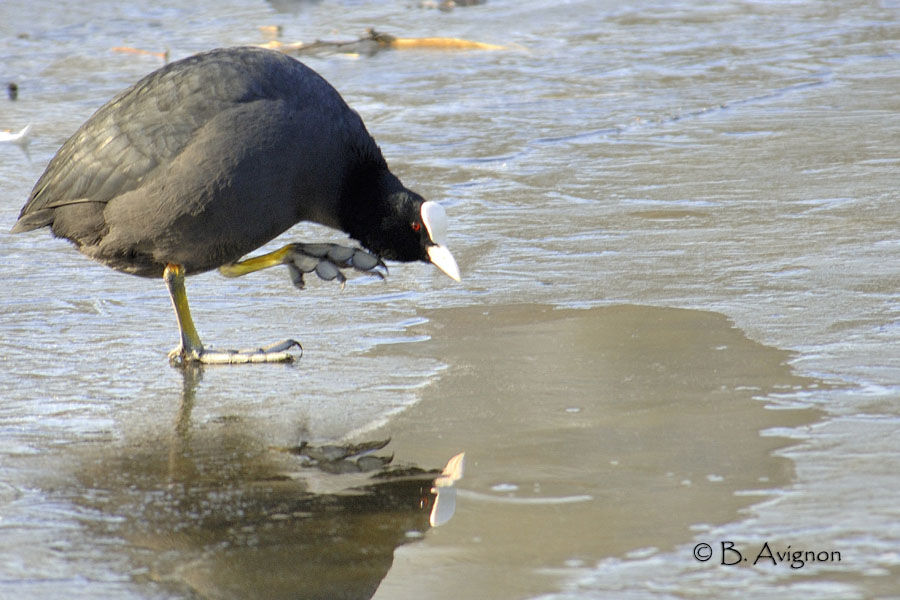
[11,47,460,364]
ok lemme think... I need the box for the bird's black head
[340,170,460,281]
[370,189,428,261]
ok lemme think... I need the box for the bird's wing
[14,77,192,231]
[13,49,292,233]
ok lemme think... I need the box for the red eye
[411,222,422,232]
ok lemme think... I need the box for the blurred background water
[1,1,898,598]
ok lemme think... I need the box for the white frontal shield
[421,201,461,282]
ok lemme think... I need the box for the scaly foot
[168,339,301,365]
[281,243,387,290]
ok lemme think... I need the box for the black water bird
[11,47,459,364]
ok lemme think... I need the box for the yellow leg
[218,245,295,278]
[163,263,300,364]
[163,263,204,361]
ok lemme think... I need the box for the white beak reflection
[430,452,465,527]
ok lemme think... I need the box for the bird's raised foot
[168,339,302,365]
[284,243,387,290]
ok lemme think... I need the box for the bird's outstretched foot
[218,242,386,289]
[168,339,302,365]
[283,243,387,289]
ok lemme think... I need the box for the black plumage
[12,47,459,363]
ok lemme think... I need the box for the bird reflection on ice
[63,368,464,600]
